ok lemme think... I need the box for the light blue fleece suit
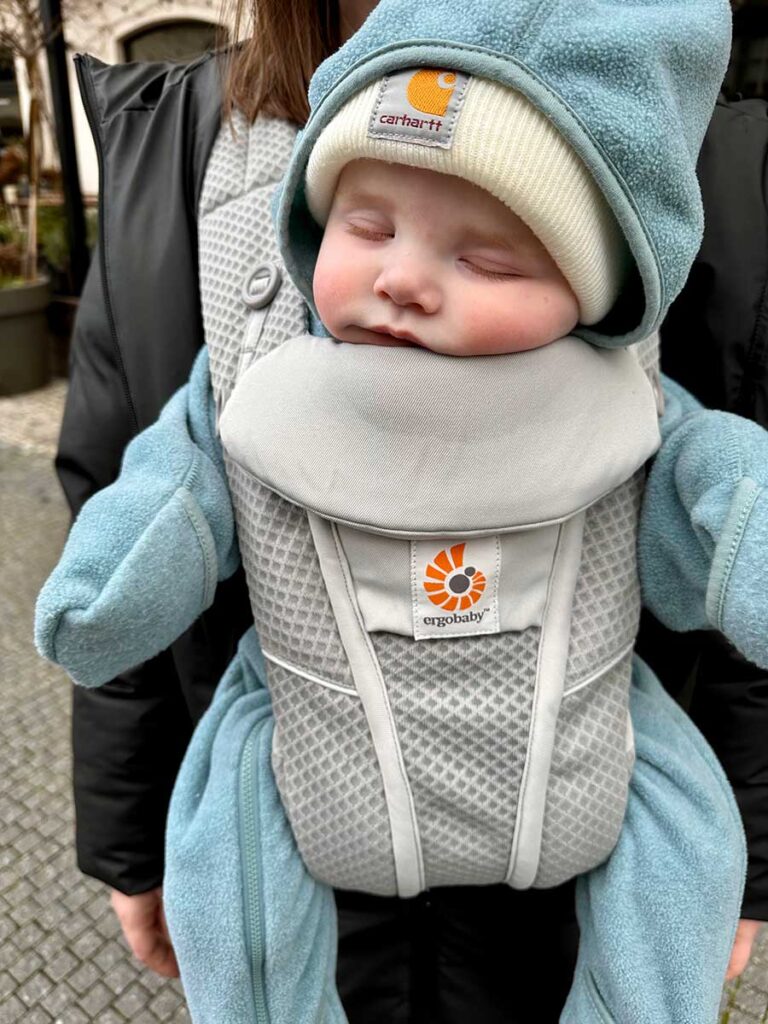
[35,0,757,1021]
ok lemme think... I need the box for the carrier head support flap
[275,0,732,350]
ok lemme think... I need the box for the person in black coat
[61,10,582,1022]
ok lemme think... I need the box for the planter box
[0,277,51,395]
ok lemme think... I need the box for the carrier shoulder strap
[198,108,307,413]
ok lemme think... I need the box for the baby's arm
[35,348,240,686]
[638,376,768,669]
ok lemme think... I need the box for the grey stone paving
[1,382,189,1022]
[1,378,767,1023]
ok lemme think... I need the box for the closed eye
[459,258,518,280]
[347,224,394,242]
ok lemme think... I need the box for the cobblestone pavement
[1,379,768,1024]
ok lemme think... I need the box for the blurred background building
[0,0,765,211]
[1,0,232,198]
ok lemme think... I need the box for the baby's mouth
[366,325,422,346]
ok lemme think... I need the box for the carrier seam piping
[261,648,358,696]
[563,641,635,696]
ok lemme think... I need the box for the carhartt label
[369,69,470,149]
[412,537,501,640]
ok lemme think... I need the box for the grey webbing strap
[200,110,302,417]
[237,261,283,379]
[307,512,425,898]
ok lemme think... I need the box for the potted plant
[0,5,54,395]
[36,199,97,376]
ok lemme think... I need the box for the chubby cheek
[455,285,579,354]
[454,303,522,354]
[313,236,367,336]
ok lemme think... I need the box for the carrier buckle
[242,262,282,310]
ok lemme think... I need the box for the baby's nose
[373,258,441,314]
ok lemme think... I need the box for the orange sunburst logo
[422,543,486,611]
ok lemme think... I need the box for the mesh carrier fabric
[199,113,351,687]
[268,662,397,895]
[631,333,660,376]
[534,651,635,887]
[199,112,661,894]
[373,628,541,886]
[564,471,644,689]
[226,460,354,691]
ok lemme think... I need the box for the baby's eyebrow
[465,233,512,250]
[460,229,524,253]
[336,188,393,210]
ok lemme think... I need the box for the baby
[208,72,714,907]
[35,9,762,1022]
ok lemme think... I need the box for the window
[122,20,223,64]
[0,49,22,136]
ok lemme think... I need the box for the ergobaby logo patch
[369,68,470,149]
[412,538,500,640]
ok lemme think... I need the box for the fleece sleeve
[34,347,240,687]
[638,375,768,670]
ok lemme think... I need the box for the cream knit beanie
[304,70,629,326]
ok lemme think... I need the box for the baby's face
[313,159,579,356]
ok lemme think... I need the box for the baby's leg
[164,628,347,1024]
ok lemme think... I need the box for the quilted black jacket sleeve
[58,51,251,894]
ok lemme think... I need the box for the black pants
[336,880,579,1024]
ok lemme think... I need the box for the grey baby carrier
[199,111,662,898]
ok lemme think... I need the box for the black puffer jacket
[60,51,251,894]
[62,55,768,922]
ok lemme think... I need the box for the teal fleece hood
[275,0,731,348]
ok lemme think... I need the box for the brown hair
[215,0,341,126]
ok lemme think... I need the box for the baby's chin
[327,323,569,355]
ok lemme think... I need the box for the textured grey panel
[226,459,354,690]
[244,116,299,192]
[200,189,265,401]
[199,110,297,215]
[199,186,307,408]
[201,112,347,681]
[374,628,541,887]
[533,652,633,888]
[199,114,306,411]
[200,117,374,898]
[564,471,644,688]
[199,108,249,216]
[268,662,397,895]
